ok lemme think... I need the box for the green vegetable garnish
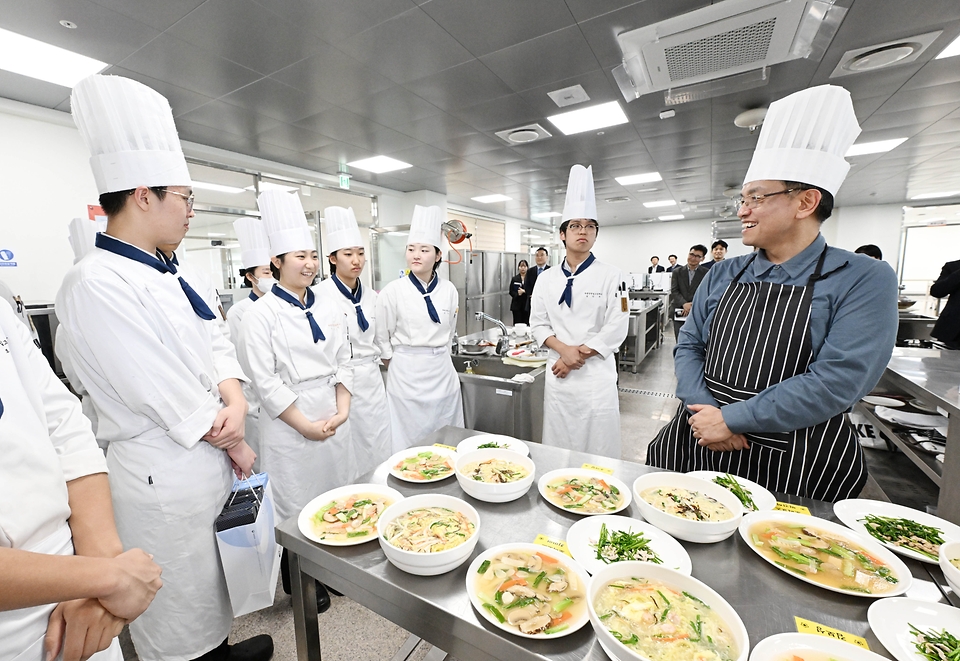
[477,560,490,574]
[860,514,944,560]
[594,523,662,565]
[910,623,960,661]
[483,603,505,623]
[712,473,757,510]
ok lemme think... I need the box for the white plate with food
[833,499,960,565]
[862,395,905,408]
[687,470,777,513]
[507,349,545,362]
[466,543,591,639]
[749,632,890,661]
[739,511,911,597]
[588,562,749,661]
[538,468,631,516]
[298,483,403,546]
[874,406,948,429]
[565,515,692,576]
[868,598,960,661]
[456,434,529,457]
[387,445,458,483]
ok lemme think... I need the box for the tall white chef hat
[407,205,444,249]
[743,85,861,196]
[258,190,314,257]
[233,217,271,268]
[324,206,363,254]
[561,164,597,222]
[67,217,106,264]
[71,74,192,195]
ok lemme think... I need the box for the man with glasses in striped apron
[647,86,898,502]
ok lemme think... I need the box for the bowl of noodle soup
[378,494,480,576]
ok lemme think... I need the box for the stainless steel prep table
[276,426,954,661]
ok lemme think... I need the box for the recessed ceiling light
[0,27,107,87]
[658,214,685,221]
[910,191,960,200]
[845,138,907,157]
[192,181,245,194]
[546,101,629,136]
[615,172,662,186]
[471,194,512,203]
[643,200,677,208]
[207,232,226,237]
[936,33,960,59]
[531,212,561,219]
[347,155,412,174]
[605,196,631,203]
[244,182,298,193]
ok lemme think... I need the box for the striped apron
[647,246,866,502]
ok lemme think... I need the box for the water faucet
[474,311,510,355]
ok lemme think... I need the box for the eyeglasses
[566,222,598,232]
[734,188,800,211]
[161,189,195,211]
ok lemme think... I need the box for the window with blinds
[447,211,505,251]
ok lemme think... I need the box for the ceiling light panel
[471,194,512,203]
[546,101,629,136]
[615,172,663,186]
[658,214,685,220]
[531,212,561,219]
[347,155,412,173]
[0,27,107,87]
[192,181,245,193]
[936,33,960,59]
[909,191,959,200]
[643,200,677,208]
[845,138,907,156]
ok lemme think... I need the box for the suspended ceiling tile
[178,100,283,137]
[252,0,416,46]
[0,70,71,109]
[402,60,514,113]
[450,94,543,134]
[220,78,331,124]
[480,26,602,93]
[338,8,474,84]
[391,112,477,143]
[418,0,576,57]
[344,127,425,154]
[385,144,466,170]
[293,106,388,141]
[342,86,444,129]
[254,123,335,152]
[105,66,214,117]
[307,140,378,166]
[87,0,206,32]
[116,33,262,98]
[177,119,256,153]
[270,46,395,108]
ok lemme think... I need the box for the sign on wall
[0,249,17,268]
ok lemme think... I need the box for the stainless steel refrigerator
[448,250,528,337]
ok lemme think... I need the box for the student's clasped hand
[687,404,750,451]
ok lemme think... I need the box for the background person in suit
[524,246,550,296]
[931,258,960,350]
[666,255,679,272]
[671,244,708,340]
[648,256,665,273]
[509,259,531,325]
[701,239,728,271]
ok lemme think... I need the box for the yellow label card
[774,502,811,515]
[581,463,615,475]
[795,617,869,649]
[433,443,458,451]
[533,534,572,557]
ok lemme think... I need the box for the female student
[238,190,353,612]
[316,206,391,481]
[509,259,530,325]
[375,205,463,451]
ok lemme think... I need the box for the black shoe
[227,635,274,661]
[315,581,331,614]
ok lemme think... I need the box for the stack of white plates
[874,405,947,429]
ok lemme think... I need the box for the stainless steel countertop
[276,427,952,661]
[885,347,960,417]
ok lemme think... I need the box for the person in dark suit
[665,254,679,272]
[671,244,708,341]
[648,256,665,273]
[701,239,728,271]
[509,259,531,325]
[524,246,550,297]
[931,259,960,350]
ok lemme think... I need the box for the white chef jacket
[225,291,262,468]
[226,292,258,342]
[172,253,232,342]
[54,325,100,444]
[316,276,386,362]
[0,304,121,661]
[374,275,459,357]
[530,256,629,458]
[0,278,39,344]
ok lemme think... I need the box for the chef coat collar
[751,234,827,279]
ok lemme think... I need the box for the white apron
[349,357,393,481]
[258,377,355,523]
[107,435,234,661]
[0,525,122,661]
[386,345,463,451]
[542,353,621,458]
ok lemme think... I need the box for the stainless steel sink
[454,355,544,443]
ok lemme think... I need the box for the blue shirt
[675,234,898,435]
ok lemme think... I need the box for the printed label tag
[795,617,869,649]
[774,502,812,515]
[433,443,457,451]
[533,534,572,557]
[581,463,615,475]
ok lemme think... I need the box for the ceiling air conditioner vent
[613,0,845,101]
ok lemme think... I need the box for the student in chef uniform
[375,205,463,451]
[646,86,898,502]
[316,206,392,480]
[225,217,272,467]
[530,165,629,459]
[0,303,163,661]
[0,278,39,345]
[55,75,270,661]
[237,190,353,612]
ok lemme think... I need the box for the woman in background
[509,259,530,325]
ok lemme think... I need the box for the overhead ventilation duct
[612,0,846,102]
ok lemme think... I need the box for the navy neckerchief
[558,253,596,307]
[157,250,218,321]
[408,272,441,324]
[248,290,260,303]
[95,233,216,320]
[331,274,369,332]
[271,284,325,342]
